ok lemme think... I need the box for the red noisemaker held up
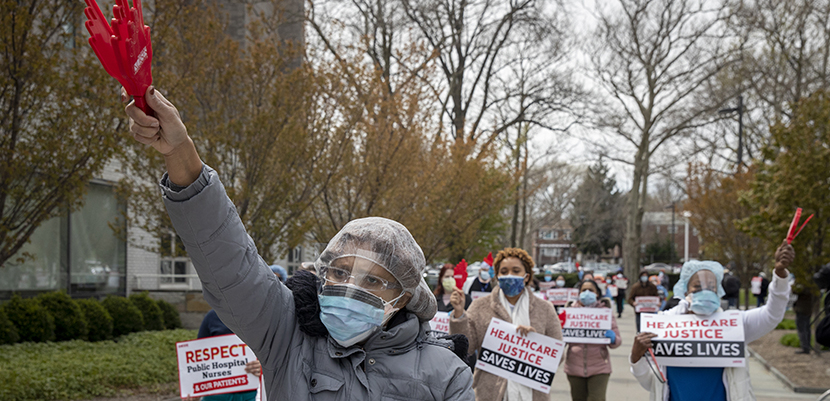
[84,0,154,115]
[454,259,468,290]
[786,208,813,244]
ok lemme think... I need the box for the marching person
[197,309,263,401]
[563,279,622,401]
[437,263,472,312]
[449,247,563,401]
[123,86,474,400]
[628,241,794,400]
[627,269,659,329]
[613,272,628,318]
[752,272,770,308]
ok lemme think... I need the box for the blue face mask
[318,285,386,347]
[689,290,720,315]
[498,275,526,297]
[480,270,491,281]
[544,275,552,282]
[579,290,597,306]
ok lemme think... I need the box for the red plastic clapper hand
[84,0,153,115]
[786,208,813,244]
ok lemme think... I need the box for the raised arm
[744,241,794,343]
[124,87,296,367]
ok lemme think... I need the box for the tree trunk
[624,146,649,279]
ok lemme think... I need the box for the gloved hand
[605,329,616,343]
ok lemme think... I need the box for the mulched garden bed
[749,329,830,390]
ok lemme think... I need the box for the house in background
[532,222,578,267]
[641,211,700,263]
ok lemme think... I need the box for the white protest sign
[476,318,565,393]
[560,307,612,344]
[615,277,628,290]
[607,284,618,298]
[547,288,579,306]
[750,277,762,295]
[635,296,661,313]
[176,334,259,398]
[470,291,489,300]
[429,312,451,334]
[639,311,746,368]
[534,292,547,300]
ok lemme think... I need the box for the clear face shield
[686,270,718,295]
[318,254,406,308]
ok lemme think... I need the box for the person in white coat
[628,240,794,401]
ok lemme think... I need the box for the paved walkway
[547,304,816,400]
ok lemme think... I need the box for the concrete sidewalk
[547,304,815,400]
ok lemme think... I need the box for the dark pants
[615,290,626,317]
[567,374,610,401]
[635,312,641,332]
[756,294,766,308]
[796,313,811,352]
[726,296,739,309]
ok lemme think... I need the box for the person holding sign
[628,241,794,401]
[562,279,622,401]
[448,247,563,401]
[195,310,262,401]
[751,272,769,308]
[122,87,474,401]
[627,270,659,329]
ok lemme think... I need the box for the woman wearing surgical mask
[627,269,659,329]
[629,241,795,401]
[563,279,622,401]
[556,275,567,288]
[448,248,563,401]
[436,263,472,312]
[122,89,474,401]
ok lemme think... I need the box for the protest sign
[539,281,556,292]
[534,292,547,300]
[635,296,661,313]
[640,311,746,368]
[607,284,618,298]
[429,312,451,334]
[750,277,762,295]
[471,291,489,300]
[176,334,259,398]
[560,308,612,344]
[615,277,628,290]
[547,288,579,306]
[476,318,565,393]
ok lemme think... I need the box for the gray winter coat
[162,165,474,400]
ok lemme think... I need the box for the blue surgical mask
[480,270,491,281]
[318,285,401,347]
[640,276,648,283]
[498,275,526,297]
[544,275,552,282]
[579,290,598,306]
[556,279,566,287]
[689,290,720,315]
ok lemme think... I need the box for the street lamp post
[719,95,744,172]
[665,203,676,265]
[682,211,691,263]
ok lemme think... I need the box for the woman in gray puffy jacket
[123,86,474,400]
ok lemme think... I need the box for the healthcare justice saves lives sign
[560,308,612,344]
[176,334,260,398]
[635,296,661,313]
[429,312,450,333]
[640,311,746,368]
[476,318,565,393]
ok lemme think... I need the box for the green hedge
[76,299,113,342]
[780,333,800,347]
[776,318,796,330]
[37,292,88,342]
[0,329,196,401]
[102,296,144,338]
[3,294,55,343]
[0,308,19,345]
[156,299,183,330]
[129,292,164,331]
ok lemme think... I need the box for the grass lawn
[0,329,196,401]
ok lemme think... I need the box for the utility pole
[665,203,676,264]
[719,95,744,173]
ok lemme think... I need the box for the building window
[564,230,571,240]
[552,231,559,240]
[540,230,553,239]
[655,226,661,234]
[1,182,127,298]
[160,231,188,284]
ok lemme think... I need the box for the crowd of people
[124,86,804,401]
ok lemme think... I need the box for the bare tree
[587,0,736,278]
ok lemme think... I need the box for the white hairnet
[315,217,436,321]
[673,260,725,298]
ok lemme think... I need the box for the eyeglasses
[322,266,402,292]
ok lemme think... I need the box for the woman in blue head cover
[628,241,795,401]
[448,247,563,401]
